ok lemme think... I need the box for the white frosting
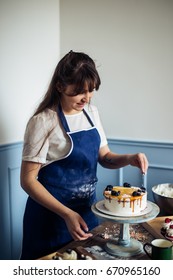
[85,255,92,260]
[104,190,111,195]
[167,228,173,237]
[162,222,171,230]
[153,184,173,198]
[62,250,77,260]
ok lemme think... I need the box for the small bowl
[152,183,173,215]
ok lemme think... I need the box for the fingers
[136,153,149,174]
[65,211,93,241]
[73,216,93,241]
[72,228,93,241]
[79,217,89,232]
[129,153,148,173]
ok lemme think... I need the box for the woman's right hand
[63,210,93,241]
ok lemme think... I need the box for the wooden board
[142,216,173,239]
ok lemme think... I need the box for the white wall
[0,0,60,144]
[1,0,172,144]
[60,0,173,142]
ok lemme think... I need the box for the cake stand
[91,200,159,257]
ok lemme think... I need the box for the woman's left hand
[63,209,93,241]
[128,153,148,174]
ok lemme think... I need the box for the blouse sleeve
[22,113,49,163]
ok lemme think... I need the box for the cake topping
[165,218,172,223]
[104,186,145,199]
[111,190,120,196]
[167,228,173,237]
[61,249,77,260]
[105,185,113,191]
[123,182,131,188]
[132,191,142,197]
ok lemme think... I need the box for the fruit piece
[170,225,173,229]
[105,185,113,191]
[66,249,72,253]
[165,218,172,223]
[137,189,142,192]
[111,190,120,196]
[123,182,131,188]
[132,191,141,197]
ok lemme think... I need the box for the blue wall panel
[0,142,27,260]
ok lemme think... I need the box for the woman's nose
[82,92,93,102]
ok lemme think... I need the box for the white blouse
[22,104,107,167]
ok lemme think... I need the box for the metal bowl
[152,183,173,215]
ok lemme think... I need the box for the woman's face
[60,84,94,114]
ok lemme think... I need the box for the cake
[103,183,147,216]
[53,249,77,260]
[52,247,95,260]
[161,218,173,240]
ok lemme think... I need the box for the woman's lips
[77,103,86,107]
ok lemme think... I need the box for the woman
[20,51,148,259]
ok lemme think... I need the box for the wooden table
[39,216,173,260]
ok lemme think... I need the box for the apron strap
[83,108,95,127]
[57,104,95,132]
[58,104,70,132]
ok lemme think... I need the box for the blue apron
[21,105,101,259]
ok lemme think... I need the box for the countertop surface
[39,216,173,260]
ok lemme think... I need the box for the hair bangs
[72,65,101,94]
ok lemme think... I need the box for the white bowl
[152,183,173,215]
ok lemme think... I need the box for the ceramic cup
[143,238,173,260]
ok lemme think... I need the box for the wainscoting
[0,139,173,259]
[0,142,27,260]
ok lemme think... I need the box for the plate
[161,231,173,242]
[165,234,173,242]
[95,200,153,217]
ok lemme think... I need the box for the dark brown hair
[34,51,101,116]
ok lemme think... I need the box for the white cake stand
[91,200,159,257]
